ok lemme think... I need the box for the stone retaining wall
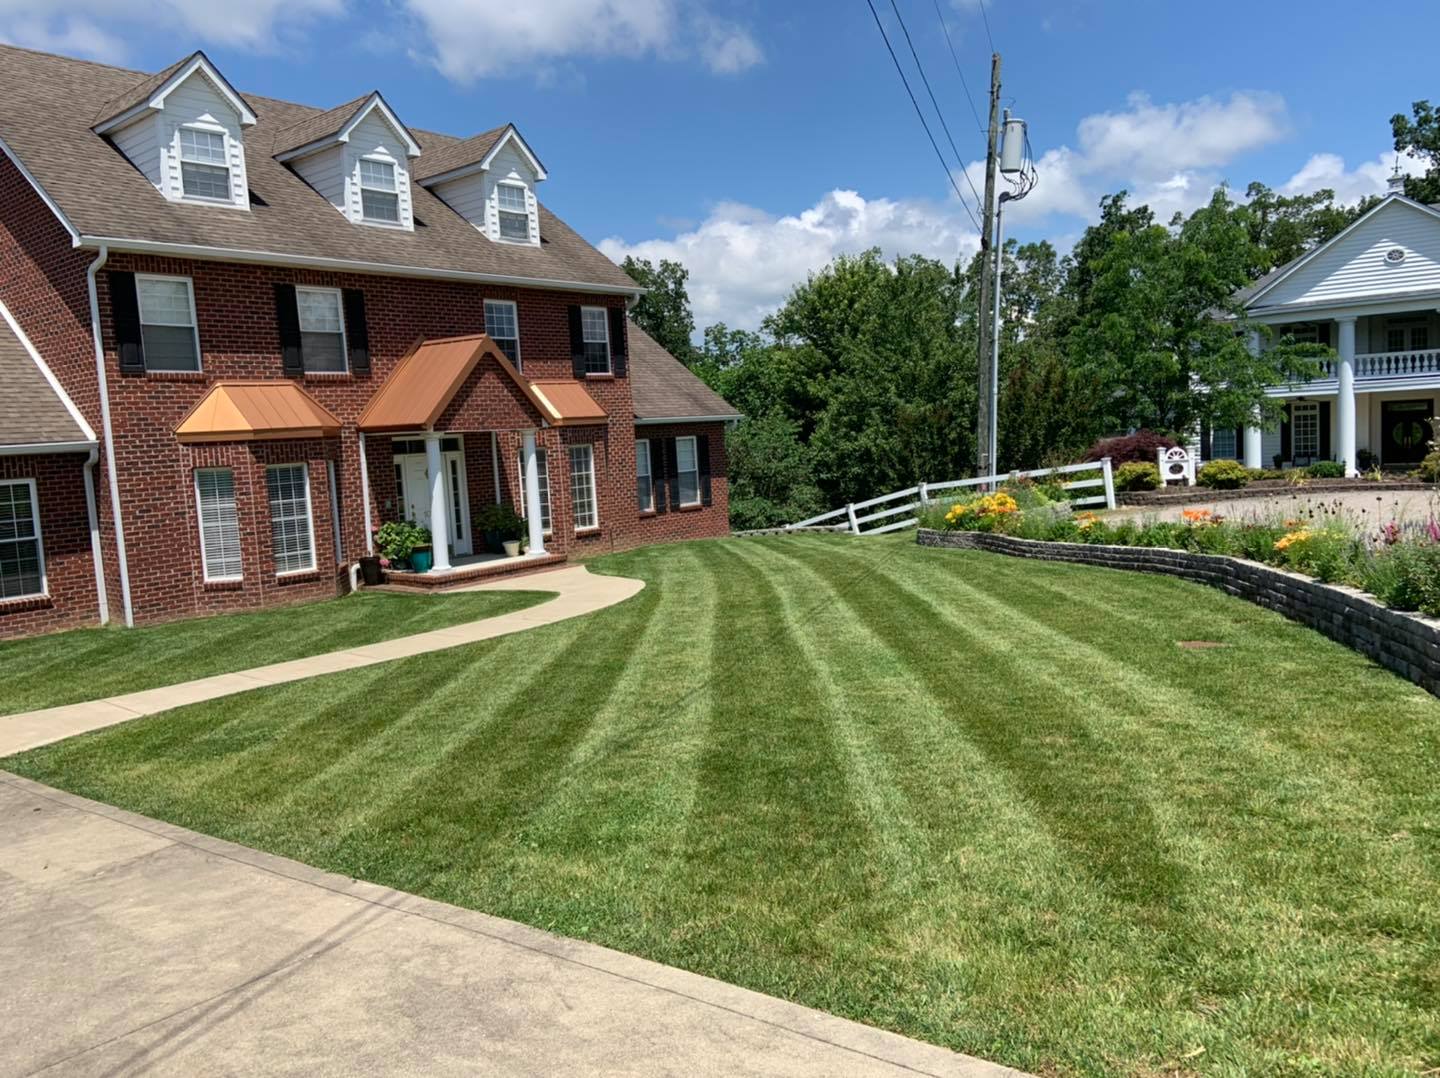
[917,527,1440,697]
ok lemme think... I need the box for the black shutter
[608,307,628,378]
[652,436,668,514]
[342,288,370,373]
[1280,404,1292,466]
[568,306,585,379]
[275,284,303,375]
[664,437,680,509]
[1234,427,1244,460]
[1319,401,1332,460]
[109,271,144,373]
[697,433,712,506]
[1198,423,1212,461]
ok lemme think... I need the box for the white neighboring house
[1219,178,1440,475]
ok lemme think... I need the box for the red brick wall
[0,453,99,638]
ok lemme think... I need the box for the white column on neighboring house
[522,429,546,556]
[1336,316,1358,476]
[425,432,452,572]
[1243,329,1264,468]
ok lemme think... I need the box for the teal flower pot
[410,547,434,573]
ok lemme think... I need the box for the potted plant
[408,523,435,573]
[474,503,517,554]
[375,520,432,572]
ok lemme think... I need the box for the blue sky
[6,0,1438,329]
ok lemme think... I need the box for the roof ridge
[0,40,148,78]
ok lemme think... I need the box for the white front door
[394,443,472,557]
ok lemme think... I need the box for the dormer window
[359,159,400,223]
[179,128,230,201]
[497,184,530,241]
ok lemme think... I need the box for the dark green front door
[1381,399,1432,466]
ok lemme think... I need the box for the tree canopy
[620,256,697,365]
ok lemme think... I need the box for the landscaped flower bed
[918,482,1440,695]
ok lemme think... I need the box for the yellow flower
[1273,528,1311,552]
[1074,511,1101,530]
[1181,508,1213,524]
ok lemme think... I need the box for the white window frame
[135,273,202,372]
[266,463,317,576]
[295,285,348,374]
[177,125,232,203]
[1292,402,1320,460]
[515,447,552,535]
[580,306,611,375]
[635,439,654,513]
[358,157,401,225]
[495,182,531,243]
[675,435,701,507]
[194,468,242,582]
[484,299,521,368]
[569,443,599,531]
[0,478,46,600]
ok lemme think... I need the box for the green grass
[0,588,552,714]
[7,534,1440,1076]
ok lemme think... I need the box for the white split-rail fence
[785,457,1116,537]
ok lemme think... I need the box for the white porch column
[1243,424,1264,469]
[1336,316,1358,477]
[522,429,546,556]
[425,432,451,572]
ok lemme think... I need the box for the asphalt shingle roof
[0,319,90,447]
[0,44,637,293]
[628,322,741,421]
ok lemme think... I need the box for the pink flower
[378,557,391,568]
[1429,519,1440,544]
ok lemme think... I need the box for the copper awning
[174,381,341,442]
[529,380,608,426]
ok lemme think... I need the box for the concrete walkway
[0,565,643,758]
[0,774,1025,1077]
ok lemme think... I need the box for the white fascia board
[0,134,80,243]
[0,299,97,442]
[94,53,257,134]
[76,234,642,297]
[634,414,742,425]
[1250,290,1440,323]
[481,126,548,181]
[1244,195,1440,309]
[341,93,422,158]
[0,439,97,455]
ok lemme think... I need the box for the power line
[863,0,981,231]
[977,0,996,53]
[888,0,985,213]
[930,0,985,134]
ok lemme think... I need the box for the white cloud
[1280,149,1425,204]
[402,0,761,83]
[1076,92,1288,181]
[601,190,979,331]
[0,0,342,56]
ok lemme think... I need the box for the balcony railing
[1317,348,1440,380]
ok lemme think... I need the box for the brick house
[0,46,739,638]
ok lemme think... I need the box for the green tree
[1242,182,1371,268]
[1392,101,1440,204]
[620,256,697,363]
[724,415,825,530]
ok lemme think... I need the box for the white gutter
[76,235,643,298]
[634,415,742,425]
[85,245,134,628]
[82,446,108,625]
[0,440,96,456]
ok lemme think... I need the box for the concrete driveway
[1112,488,1440,525]
[0,774,1024,1077]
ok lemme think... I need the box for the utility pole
[975,52,1002,482]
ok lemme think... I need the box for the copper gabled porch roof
[174,381,342,442]
[357,334,606,432]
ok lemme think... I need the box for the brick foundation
[917,527,1440,698]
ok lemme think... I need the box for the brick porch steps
[377,552,568,591]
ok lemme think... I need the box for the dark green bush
[1197,459,1250,489]
[1305,460,1346,479]
[1412,450,1440,483]
[1114,461,1160,491]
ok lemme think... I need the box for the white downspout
[86,245,133,627]
[82,445,108,625]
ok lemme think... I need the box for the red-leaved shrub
[1083,430,1179,466]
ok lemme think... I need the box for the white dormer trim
[273,92,421,163]
[416,125,548,188]
[0,298,97,443]
[93,53,256,135]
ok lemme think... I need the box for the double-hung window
[136,274,201,371]
[569,444,598,530]
[515,448,551,533]
[496,184,530,241]
[359,159,400,223]
[1387,319,1430,353]
[179,128,230,201]
[635,439,654,512]
[580,306,611,374]
[484,299,521,366]
[1210,428,1237,460]
[266,464,315,574]
[0,479,45,599]
[675,435,700,506]
[296,287,347,372]
[1291,402,1320,461]
[195,469,242,581]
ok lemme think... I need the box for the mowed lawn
[0,588,551,714]
[7,534,1439,1075]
